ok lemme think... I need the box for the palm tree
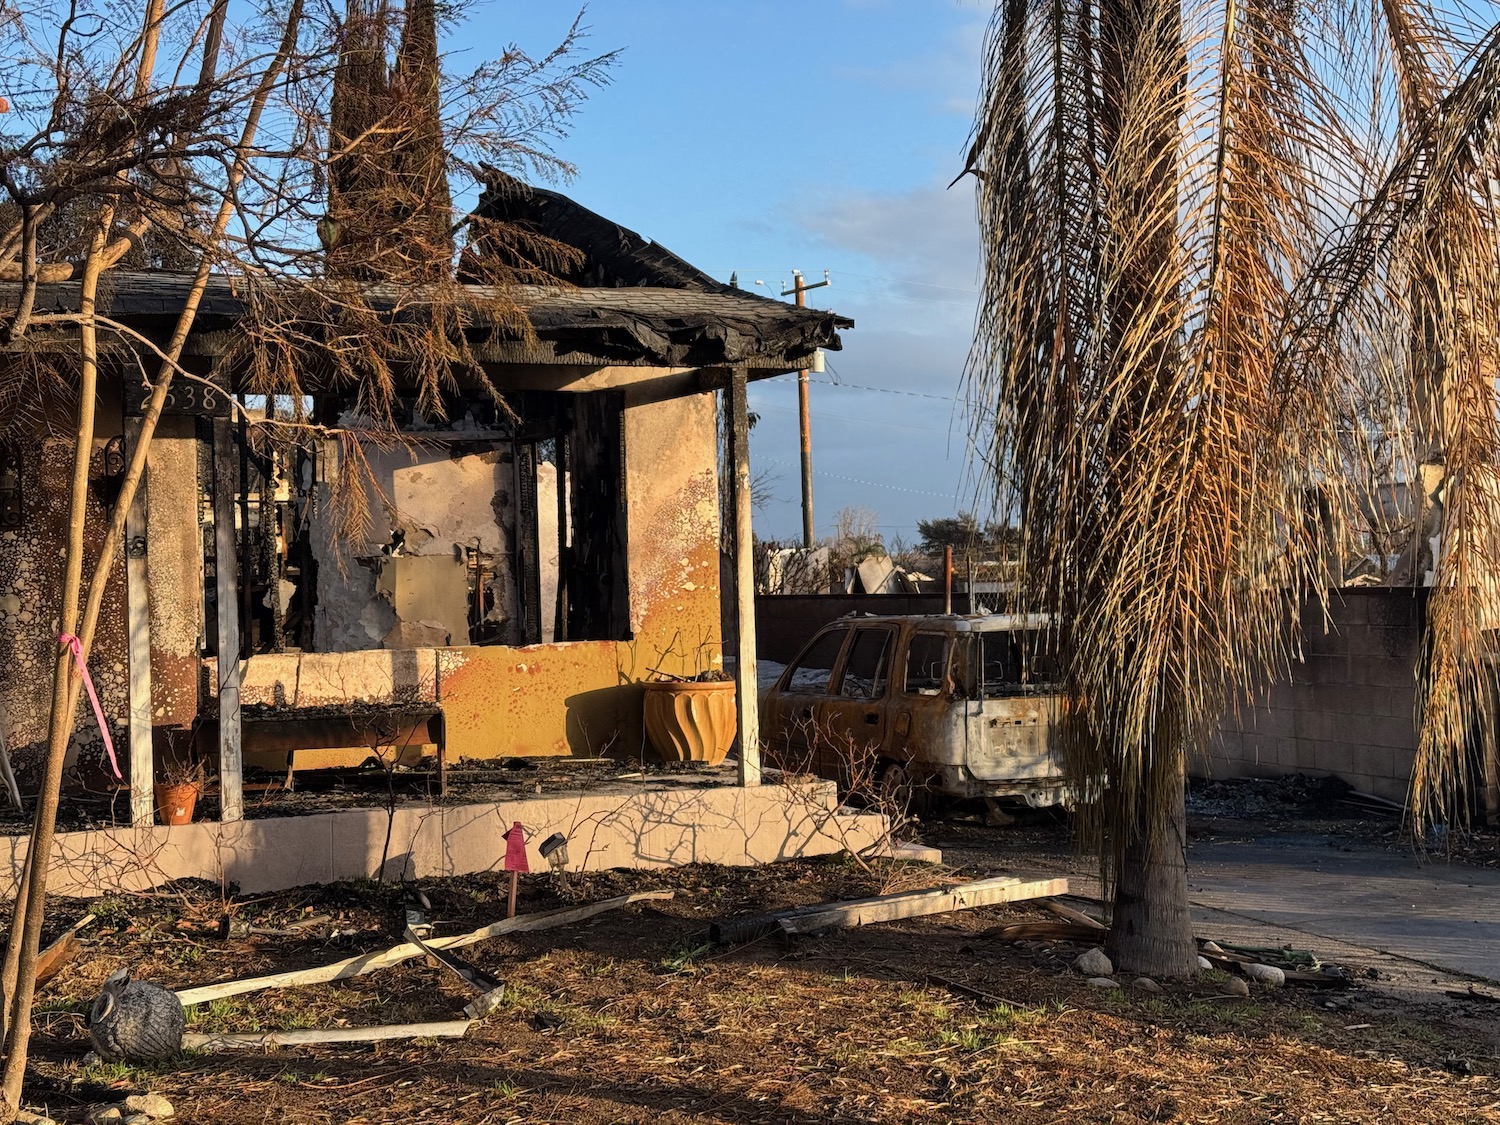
[964,0,1500,975]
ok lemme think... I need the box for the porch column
[124,418,154,827]
[728,367,760,786]
[213,417,243,822]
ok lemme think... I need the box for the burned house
[0,180,852,830]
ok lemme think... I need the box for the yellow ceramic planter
[642,680,737,765]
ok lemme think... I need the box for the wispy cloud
[795,177,979,331]
[834,16,986,117]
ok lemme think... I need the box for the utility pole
[783,269,830,548]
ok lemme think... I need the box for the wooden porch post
[728,367,761,786]
[124,418,155,826]
[213,417,243,822]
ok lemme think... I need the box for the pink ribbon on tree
[59,633,122,780]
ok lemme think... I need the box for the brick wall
[1206,589,1425,802]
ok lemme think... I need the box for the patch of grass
[497,981,546,1012]
[937,1023,1041,1058]
[490,1080,523,1099]
[1289,1012,1324,1034]
[657,938,712,975]
[978,1002,1046,1029]
[185,996,262,1034]
[90,896,131,929]
[35,997,81,1014]
[896,989,950,1022]
[939,1025,987,1052]
[77,1058,156,1085]
[161,942,205,967]
[1389,1019,1441,1045]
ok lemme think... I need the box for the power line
[748,398,937,435]
[762,457,957,499]
[812,376,959,403]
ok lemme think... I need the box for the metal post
[943,545,953,615]
[213,417,243,822]
[729,368,761,786]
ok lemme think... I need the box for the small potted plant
[154,758,203,826]
[642,668,737,766]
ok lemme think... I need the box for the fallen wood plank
[1446,987,1500,1004]
[776,876,1067,936]
[1042,900,1106,930]
[183,1020,472,1050]
[712,877,1066,944]
[36,914,95,987]
[176,891,672,1007]
[986,920,1105,943]
[1209,941,1316,966]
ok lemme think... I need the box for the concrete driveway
[1186,835,1500,984]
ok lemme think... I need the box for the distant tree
[829,505,884,560]
[916,512,984,557]
[916,512,1019,559]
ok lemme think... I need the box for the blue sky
[456,1,993,547]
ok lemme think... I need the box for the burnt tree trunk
[1106,749,1197,977]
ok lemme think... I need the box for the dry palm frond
[1286,19,1500,835]
[963,0,1480,941]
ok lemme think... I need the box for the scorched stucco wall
[0,396,130,781]
[436,389,722,760]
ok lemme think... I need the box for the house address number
[125,379,231,417]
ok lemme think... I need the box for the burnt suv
[761,613,1068,811]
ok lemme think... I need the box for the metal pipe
[944,545,953,614]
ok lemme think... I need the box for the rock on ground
[1243,963,1285,987]
[1087,976,1120,988]
[1132,977,1162,993]
[123,1094,174,1120]
[1221,977,1251,997]
[1073,948,1113,977]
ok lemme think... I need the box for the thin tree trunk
[0,214,110,1120]
[0,12,302,1110]
[1107,748,1198,978]
[0,855,30,1050]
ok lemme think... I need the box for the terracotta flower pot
[154,782,199,826]
[642,680,737,766]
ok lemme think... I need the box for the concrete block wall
[1207,589,1424,802]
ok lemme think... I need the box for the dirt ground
[15,780,1500,1124]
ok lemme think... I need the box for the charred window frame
[563,390,631,642]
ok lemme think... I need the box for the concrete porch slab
[0,779,888,897]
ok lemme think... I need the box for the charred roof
[464,171,732,292]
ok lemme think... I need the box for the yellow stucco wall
[436,389,723,761]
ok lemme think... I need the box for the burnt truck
[760,612,1069,812]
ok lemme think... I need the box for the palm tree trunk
[1107,747,1197,977]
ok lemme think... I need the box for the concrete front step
[0,778,893,897]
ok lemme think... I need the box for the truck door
[762,625,850,775]
[821,624,896,786]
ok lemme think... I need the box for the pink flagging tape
[59,633,122,780]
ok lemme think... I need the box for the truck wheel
[879,761,931,820]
